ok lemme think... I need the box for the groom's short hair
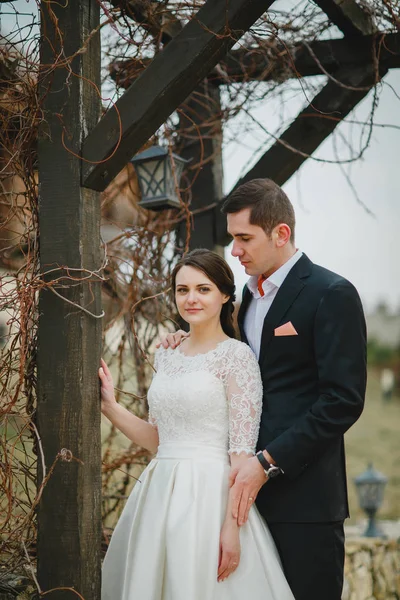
[221,178,295,243]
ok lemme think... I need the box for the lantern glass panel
[131,146,187,210]
[136,157,167,200]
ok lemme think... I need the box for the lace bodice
[147,338,262,455]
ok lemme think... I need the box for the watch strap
[256,450,271,471]
[256,451,282,477]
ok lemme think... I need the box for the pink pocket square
[274,321,298,336]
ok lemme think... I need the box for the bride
[100,249,294,600]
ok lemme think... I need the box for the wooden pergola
[34,1,399,597]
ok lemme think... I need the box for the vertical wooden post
[37,3,102,598]
[178,79,224,251]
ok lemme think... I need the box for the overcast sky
[223,70,400,314]
[2,1,399,313]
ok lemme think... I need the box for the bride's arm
[99,358,159,454]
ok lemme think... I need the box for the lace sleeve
[226,342,263,455]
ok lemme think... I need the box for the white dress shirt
[243,251,303,359]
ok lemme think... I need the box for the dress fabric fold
[101,340,294,600]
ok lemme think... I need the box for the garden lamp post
[130,145,188,210]
[354,463,388,538]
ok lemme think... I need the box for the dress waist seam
[156,442,229,463]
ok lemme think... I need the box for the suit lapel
[258,254,312,365]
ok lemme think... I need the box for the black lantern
[354,463,388,538]
[130,146,188,210]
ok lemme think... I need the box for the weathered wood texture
[37,2,102,598]
[82,0,275,192]
[313,0,376,36]
[109,0,183,43]
[177,81,224,250]
[234,65,385,186]
[217,33,400,82]
[109,32,400,88]
[216,63,387,245]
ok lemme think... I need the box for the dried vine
[0,0,398,592]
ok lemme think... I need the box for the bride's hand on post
[217,521,240,582]
[99,358,117,415]
[231,457,267,526]
[156,329,189,349]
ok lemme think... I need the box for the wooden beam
[216,63,388,245]
[82,0,275,192]
[232,64,388,188]
[37,2,102,598]
[217,32,400,82]
[313,0,376,36]
[109,5,224,252]
[110,0,163,39]
[110,0,182,43]
[177,81,224,251]
[109,32,400,88]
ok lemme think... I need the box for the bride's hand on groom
[218,520,240,582]
[230,457,267,526]
[156,329,189,349]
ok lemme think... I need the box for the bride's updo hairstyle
[171,249,237,339]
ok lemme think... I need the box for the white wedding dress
[102,338,294,600]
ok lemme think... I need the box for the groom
[222,178,366,600]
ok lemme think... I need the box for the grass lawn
[345,368,400,522]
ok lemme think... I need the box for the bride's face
[175,266,229,327]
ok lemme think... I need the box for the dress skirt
[101,442,294,600]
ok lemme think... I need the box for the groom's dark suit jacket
[237,254,367,523]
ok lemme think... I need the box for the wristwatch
[256,451,282,479]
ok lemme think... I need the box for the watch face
[268,466,281,478]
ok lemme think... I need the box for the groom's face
[227,208,279,278]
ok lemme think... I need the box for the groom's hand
[231,457,267,526]
[156,329,189,349]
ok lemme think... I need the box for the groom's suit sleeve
[265,279,367,479]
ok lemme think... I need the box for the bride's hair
[171,249,237,339]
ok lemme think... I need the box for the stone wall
[1,538,399,599]
[343,538,400,600]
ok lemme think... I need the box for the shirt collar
[247,250,303,298]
